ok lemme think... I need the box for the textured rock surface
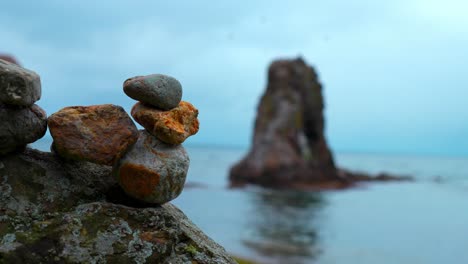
[0,104,47,155]
[114,130,190,204]
[48,104,139,166]
[124,74,182,110]
[131,101,199,145]
[0,148,236,264]
[230,58,340,188]
[0,59,41,106]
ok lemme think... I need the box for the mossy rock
[0,148,236,264]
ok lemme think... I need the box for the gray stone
[0,148,236,264]
[123,74,182,110]
[113,130,189,204]
[0,59,41,106]
[0,104,47,155]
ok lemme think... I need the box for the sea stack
[114,74,199,204]
[0,58,47,155]
[229,58,340,188]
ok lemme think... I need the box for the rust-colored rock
[119,163,161,198]
[48,104,138,165]
[131,101,199,145]
[113,130,190,204]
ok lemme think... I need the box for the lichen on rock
[0,148,236,263]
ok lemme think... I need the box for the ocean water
[31,140,468,264]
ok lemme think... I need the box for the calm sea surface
[31,140,468,264]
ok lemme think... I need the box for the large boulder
[230,58,339,188]
[48,104,139,166]
[0,58,41,106]
[0,104,47,155]
[0,148,236,264]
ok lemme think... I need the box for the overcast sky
[1,0,467,156]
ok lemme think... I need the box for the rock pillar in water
[230,58,339,188]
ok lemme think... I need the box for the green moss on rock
[0,148,236,264]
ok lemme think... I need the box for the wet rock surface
[0,59,41,107]
[0,148,235,264]
[113,130,190,204]
[0,104,47,155]
[131,101,199,145]
[48,104,139,166]
[124,74,182,110]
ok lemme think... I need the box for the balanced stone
[48,104,139,166]
[113,130,189,204]
[0,104,47,155]
[131,101,199,145]
[0,59,41,106]
[123,74,182,110]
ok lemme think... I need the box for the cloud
[1,0,467,155]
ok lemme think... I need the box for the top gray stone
[0,59,41,106]
[123,74,182,110]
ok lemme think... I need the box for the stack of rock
[0,58,47,155]
[47,73,199,205]
[116,74,199,204]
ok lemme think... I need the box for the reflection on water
[243,189,326,263]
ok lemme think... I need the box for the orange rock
[131,101,199,145]
[48,104,139,165]
[119,163,161,199]
[113,130,189,204]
